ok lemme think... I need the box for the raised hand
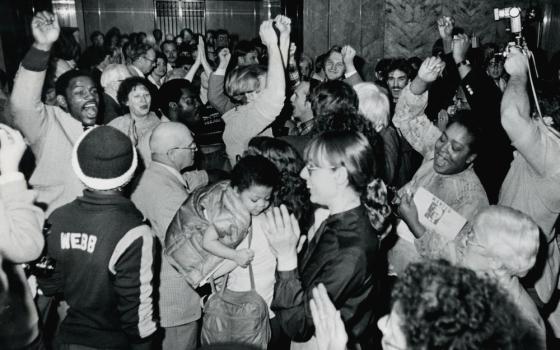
[289,42,297,59]
[197,36,206,57]
[259,20,278,46]
[0,124,27,174]
[274,15,292,36]
[452,33,471,64]
[31,11,60,51]
[341,45,357,68]
[437,109,450,131]
[504,47,528,78]
[437,16,454,40]
[233,248,255,268]
[417,56,445,83]
[310,284,348,350]
[218,47,231,69]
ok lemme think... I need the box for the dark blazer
[101,93,123,125]
[271,205,379,346]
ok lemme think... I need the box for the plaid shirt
[293,118,315,136]
[287,57,300,91]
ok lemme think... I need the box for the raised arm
[10,11,60,150]
[208,48,236,114]
[263,17,287,98]
[393,57,445,158]
[198,36,214,78]
[276,15,290,69]
[501,49,532,150]
[342,45,363,86]
[185,46,202,82]
[437,16,454,55]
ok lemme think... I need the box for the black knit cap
[72,126,138,190]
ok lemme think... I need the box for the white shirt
[227,214,277,317]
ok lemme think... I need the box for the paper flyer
[396,187,467,243]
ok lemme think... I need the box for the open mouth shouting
[82,101,98,124]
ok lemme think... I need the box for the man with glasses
[131,122,205,350]
[127,43,157,78]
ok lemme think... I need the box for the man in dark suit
[99,64,131,124]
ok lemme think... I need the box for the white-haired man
[100,64,131,124]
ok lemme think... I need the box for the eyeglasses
[303,163,337,174]
[142,55,156,64]
[170,143,198,152]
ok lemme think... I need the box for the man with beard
[10,11,100,216]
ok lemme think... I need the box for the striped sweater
[38,190,157,348]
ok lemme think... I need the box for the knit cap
[72,126,138,190]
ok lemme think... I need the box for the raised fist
[274,15,292,35]
[437,16,454,40]
[259,20,278,46]
[504,47,528,78]
[31,11,60,51]
[341,45,356,67]
[218,47,231,69]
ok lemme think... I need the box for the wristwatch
[457,59,470,67]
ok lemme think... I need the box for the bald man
[100,64,132,124]
[131,122,203,350]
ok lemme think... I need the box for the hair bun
[363,178,392,233]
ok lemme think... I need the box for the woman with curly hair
[245,136,314,234]
[378,260,540,350]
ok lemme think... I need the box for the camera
[494,7,522,33]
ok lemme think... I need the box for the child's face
[237,184,273,216]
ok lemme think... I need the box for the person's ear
[167,101,179,121]
[56,95,68,110]
[334,166,349,187]
[466,153,477,165]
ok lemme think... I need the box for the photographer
[499,47,560,335]
[0,123,45,349]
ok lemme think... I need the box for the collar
[153,161,188,188]
[129,65,145,78]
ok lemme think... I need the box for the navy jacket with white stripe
[38,190,157,348]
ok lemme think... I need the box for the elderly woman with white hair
[405,204,546,348]
[354,82,420,188]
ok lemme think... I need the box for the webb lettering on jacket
[60,232,97,253]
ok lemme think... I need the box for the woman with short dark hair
[108,77,168,162]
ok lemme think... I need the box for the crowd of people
[2,9,560,350]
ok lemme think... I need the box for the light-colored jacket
[0,172,44,349]
[10,66,85,217]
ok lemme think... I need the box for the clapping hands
[310,283,348,350]
[263,205,300,269]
